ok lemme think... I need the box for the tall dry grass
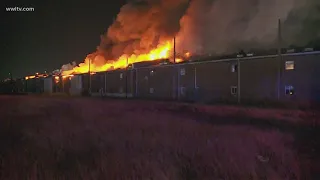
[0,96,319,179]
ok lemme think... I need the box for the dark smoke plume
[61,0,320,71]
[97,0,189,60]
[105,0,319,57]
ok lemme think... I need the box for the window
[285,61,294,70]
[120,73,123,79]
[285,85,294,95]
[231,63,238,72]
[150,70,154,76]
[180,68,186,76]
[231,86,237,95]
[180,87,186,96]
[149,88,154,94]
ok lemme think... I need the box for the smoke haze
[176,0,319,54]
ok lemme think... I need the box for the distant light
[237,54,244,58]
[285,61,295,70]
[246,53,254,57]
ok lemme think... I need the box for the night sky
[1,0,127,79]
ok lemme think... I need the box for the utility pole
[88,58,91,94]
[237,59,241,104]
[173,36,176,64]
[62,77,65,93]
[277,19,282,100]
[173,36,179,100]
[126,57,128,99]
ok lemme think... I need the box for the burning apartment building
[2,0,320,104]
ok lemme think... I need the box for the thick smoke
[282,0,320,47]
[176,0,319,54]
[103,0,319,58]
[61,0,319,71]
[97,0,189,61]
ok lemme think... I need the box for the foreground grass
[0,96,319,180]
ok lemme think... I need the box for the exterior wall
[281,53,320,102]
[81,74,90,92]
[105,69,133,97]
[240,56,279,102]
[35,78,44,93]
[178,63,196,101]
[15,79,25,93]
[194,60,238,103]
[26,78,44,93]
[91,72,106,94]
[44,77,53,93]
[26,78,36,93]
[25,52,318,104]
[136,65,175,99]
[62,78,71,94]
[52,79,58,93]
[70,75,82,95]
[52,77,64,93]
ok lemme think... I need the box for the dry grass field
[0,95,319,180]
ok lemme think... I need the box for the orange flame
[25,75,35,80]
[175,58,183,63]
[54,76,60,84]
[62,41,175,76]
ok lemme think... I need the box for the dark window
[180,68,186,75]
[180,87,186,96]
[231,86,237,95]
[231,64,238,72]
[285,85,294,95]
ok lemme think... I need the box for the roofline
[65,51,320,75]
[134,51,320,70]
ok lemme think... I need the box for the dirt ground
[0,95,319,180]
